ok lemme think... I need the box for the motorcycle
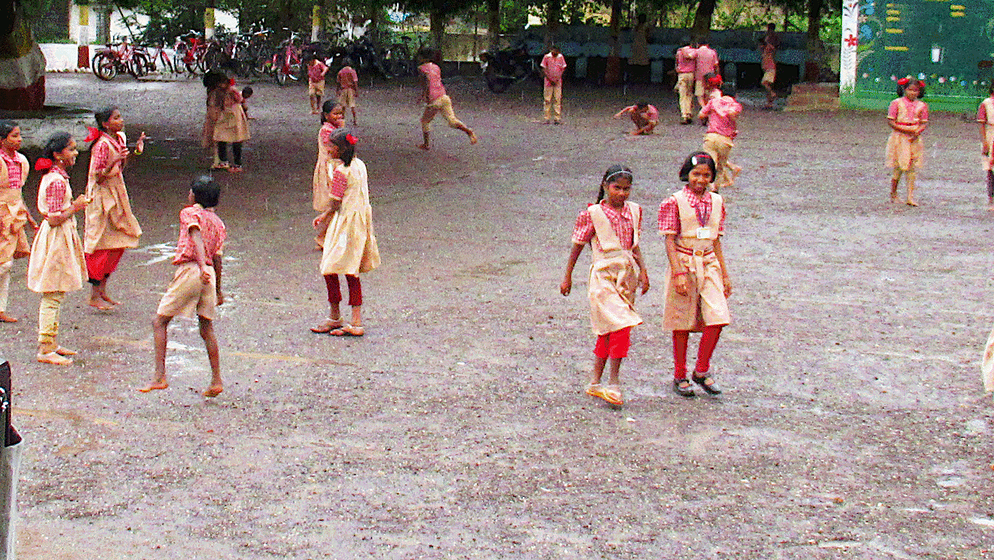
[479,44,539,93]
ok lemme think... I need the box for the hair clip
[707,75,723,86]
[691,154,712,166]
[84,127,101,143]
[34,157,53,171]
[897,77,910,86]
[345,133,358,145]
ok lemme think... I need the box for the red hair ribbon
[708,75,723,86]
[345,133,357,145]
[897,77,910,86]
[34,157,54,171]
[229,78,236,86]
[84,126,101,143]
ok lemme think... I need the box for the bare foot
[417,144,429,151]
[988,204,994,212]
[139,380,169,393]
[890,193,900,203]
[37,352,73,366]
[203,384,223,398]
[0,312,17,323]
[469,132,478,145]
[906,199,919,207]
[89,300,113,311]
[101,294,120,306]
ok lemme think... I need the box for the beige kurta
[312,125,337,212]
[980,97,994,172]
[27,171,87,293]
[213,90,251,143]
[319,158,380,275]
[662,190,730,331]
[0,151,31,263]
[885,98,927,171]
[84,132,143,253]
[586,202,643,336]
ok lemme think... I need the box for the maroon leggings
[324,274,361,306]
[672,325,723,379]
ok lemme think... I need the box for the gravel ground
[0,72,992,559]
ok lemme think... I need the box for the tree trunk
[691,0,716,41]
[487,0,500,52]
[804,0,824,81]
[545,0,561,48]
[603,0,622,85]
[429,9,444,53]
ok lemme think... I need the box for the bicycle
[92,41,147,81]
[133,42,174,75]
[173,31,211,75]
[272,30,304,86]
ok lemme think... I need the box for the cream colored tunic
[0,151,31,263]
[27,170,87,293]
[587,202,643,336]
[213,90,251,143]
[885,97,927,171]
[85,132,143,253]
[662,190,729,331]
[979,97,994,172]
[319,158,381,275]
[312,124,337,212]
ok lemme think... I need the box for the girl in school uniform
[312,101,346,249]
[0,120,38,323]
[27,133,88,365]
[659,152,732,398]
[561,165,650,407]
[311,129,380,336]
[212,79,251,172]
[977,85,994,209]
[84,106,144,310]
[886,78,928,206]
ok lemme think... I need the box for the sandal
[329,324,364,337]
[37,351,73,366]
[55,346,77,356]
[585,383,604,399]
[600,384,624,406]
[692,374,722,395]
[310,319,343,334]
[673,378,695,398]
[0,312,17,323]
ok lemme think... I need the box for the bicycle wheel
[129,52,150,77]
[159,51,175,74]
[203,48,225,72]
[92,52,118,81]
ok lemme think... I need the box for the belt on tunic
[675,245,713,257]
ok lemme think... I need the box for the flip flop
[330,324,364,337]
[585,383,604,399]
[37,352,73,366]
[601,385,624,406]
[0,312,17,323]
[310,319,343,334]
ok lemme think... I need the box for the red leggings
[594,327,632,360]
[672,325,723,379]
[325,274,361,306]
[85,248,125,283]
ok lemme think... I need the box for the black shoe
[692,374,722,395]
[673,378,695,398]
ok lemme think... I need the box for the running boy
[417,48,477,150]
[142,176,227,397]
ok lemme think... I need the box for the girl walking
[84,107,144,310]
[311,129,380,336]
[212,78,250,172]
[0,120,38,323]
[659,152,732,398]
[561,165,650,406]
[312,101,345,249]
[27,133,88,365]
[886,77,928,206]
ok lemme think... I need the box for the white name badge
[696,227,712,239]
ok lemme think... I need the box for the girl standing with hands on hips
[0,120,38,323]
[561,165,650,407]
[311,129,380,336]
[28,133,88,365]
[659,152,731,398]
[886,77,928,206]
[84,106,144,310]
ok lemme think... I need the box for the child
[311,129,380,336]
[142,175,227,397]
[977,85,994,208]
[241,86,254,119]
[759,25,778,107]
[202,71,229,169]
[84,106,145,310]
[0,120,38,323]
[698,72,722,126]
[614,102,658,135]
[886,78,928,206]
[699,82,742,192]
[694,41,719,113]
[312,101,346,248]
[336,63,359,125]
[307,55,329,115]
[27,132,88,365]
[417,48,477,150]
[213,79,251,172]
[560,165,650,406]
[674,40,698,124]
[541,45,567,124]
[659,152,732,398]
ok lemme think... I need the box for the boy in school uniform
[336,64,359,125]
[307,56,329,115]
[541,45,568,124]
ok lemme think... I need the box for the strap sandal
[585,383,604,399]
[55,346,77,356]
[673,378,695,398]
[37,351,73,366]
[310,319,343,334]
[692,374,722,395]
[600,384,624,406]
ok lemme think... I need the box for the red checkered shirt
[91,132,127,174]
[319,122,338,147]
[173,204,227,265]
[43,168,70,213]
[658,187,726,236]
[329,168,348,200]
[1,150,22,189]
[571,201,639,251]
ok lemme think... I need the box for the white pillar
[204,7,215,39]
[840,0,859,96]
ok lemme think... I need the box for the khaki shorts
[156,261,218,320]
[694,79,705,97]
[337,88,356,108]
[762,69,776,85]
[421,95,464,132]
[309,81,325,97]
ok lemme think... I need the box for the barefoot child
[659,152,732,398]
[84,106,144,310]
[614,102,658,135]
[417,48,477,150]
[561,165,650,406]
[311,129,380,336]
[977,85,994,208]
[336,63,359,125]
[312,101,345,248]
[307,55,329,115]
[0,120,38,323]
[27,133,88,365]
[887,77,928,206]
[699,82,742,191]
[142,176,226,397]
